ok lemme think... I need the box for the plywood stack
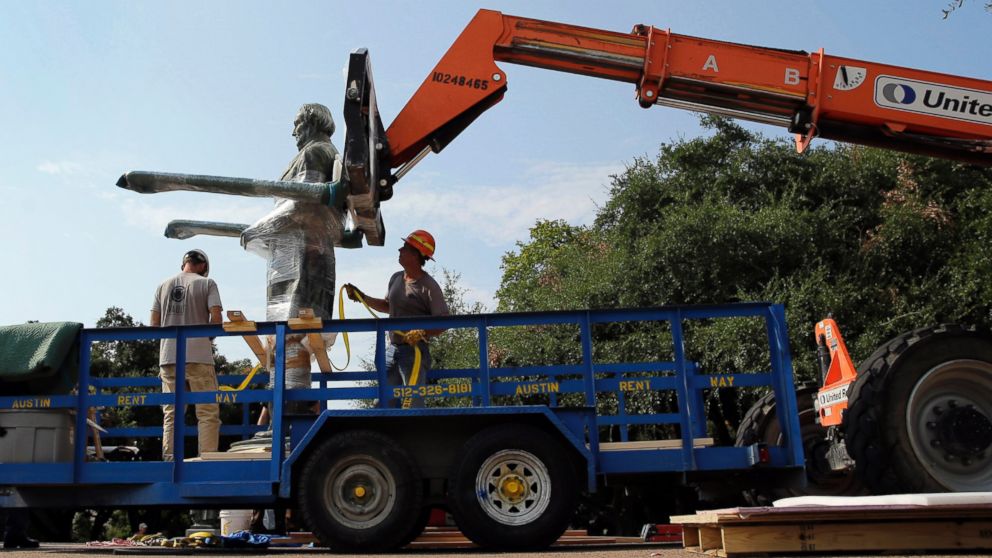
[671,494,992,557]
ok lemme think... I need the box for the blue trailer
[0,303,803,552]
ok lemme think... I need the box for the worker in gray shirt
[345,230,449,408]
[151,249,223,460]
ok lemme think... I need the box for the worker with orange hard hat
[344,230,449,408]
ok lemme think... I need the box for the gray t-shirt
[386,271,449,344]
[152,271,222,365]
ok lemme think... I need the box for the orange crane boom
[386,9,992,173]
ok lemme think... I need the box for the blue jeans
[385,342,431,408]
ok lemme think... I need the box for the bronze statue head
[293,103,335,149]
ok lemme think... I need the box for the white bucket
[219,509,253,535]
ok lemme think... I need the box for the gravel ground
[4,543,992,558]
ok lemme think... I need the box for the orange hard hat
[403,229,436,260]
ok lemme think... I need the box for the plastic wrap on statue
[242,199,342,322]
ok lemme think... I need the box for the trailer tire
[845,324,992,493]
[397,506,433,548]
[736,383,864,504]
[296,430,422,552]
[447,424,576,550]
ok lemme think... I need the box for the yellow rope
[219,286,423,404]
[220,286,424,409]
[339,284,423,408]
[328,284,365,371]
[219,363,263,392]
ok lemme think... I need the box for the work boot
[3,534,40,549]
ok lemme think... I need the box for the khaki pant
[160,363,220,461]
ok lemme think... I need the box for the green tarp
[0,321,82,395]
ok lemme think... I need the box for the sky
[1,1,989,364]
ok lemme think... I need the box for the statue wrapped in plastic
[241,104,342,409]
[117,103,348,415]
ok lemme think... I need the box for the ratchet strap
[219,363,263,392]
[339,284,424,408]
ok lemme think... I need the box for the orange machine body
[387,9,992,170]
[813,318,860,427]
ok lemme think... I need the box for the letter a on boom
[702,55,719,73]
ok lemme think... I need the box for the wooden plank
[226,446,272,454]
[698,525,724,554]
[288,318,322,330]
[307,332,332,373]
[198,451,272,461]
[672,504,992,526]
[241,335,267,364]
[719,520,992,555]
[270,532,320,545]
[225,310,267,365]
[288,308,322,331]
[681,525,700,549]
[598,438,714,451]
[672,510,744,525]
[223,321,257,332]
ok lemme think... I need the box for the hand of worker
[344,283,364,302]
[404,329,428,344]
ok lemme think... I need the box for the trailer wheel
[845,324,992,493]
[297,430,422,552]
[736,383,864,504]
[447,424,576,550]
[397,506,433,548]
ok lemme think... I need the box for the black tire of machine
[735,382,865,505]
[447,424,577,550]
[296,430,423,552]
[844,324,992,494]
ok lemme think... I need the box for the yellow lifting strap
[218,287,423,400]
[219,363,263,392]
[338,284,423,408]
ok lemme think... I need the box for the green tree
[494,116,992,436]
[942,0,992,18]
[430,269,487,371]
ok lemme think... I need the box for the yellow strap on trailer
[219,363,263,392]
[338,284,423,408]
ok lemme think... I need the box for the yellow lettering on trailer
[11,398,51,409]
[709,375,735,388]
[117,395,148,406]
[216,393,238,404]
[619,380,650,391]
[514,382,560,396]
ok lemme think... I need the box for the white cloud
[36,160,86,176]
[392,161,622,246]
[462,283,495,311]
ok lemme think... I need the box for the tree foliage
[942,0,992,18]
[493,116,992,434]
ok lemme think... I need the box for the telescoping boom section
[0,303,801,510]
[387,9,992,168]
